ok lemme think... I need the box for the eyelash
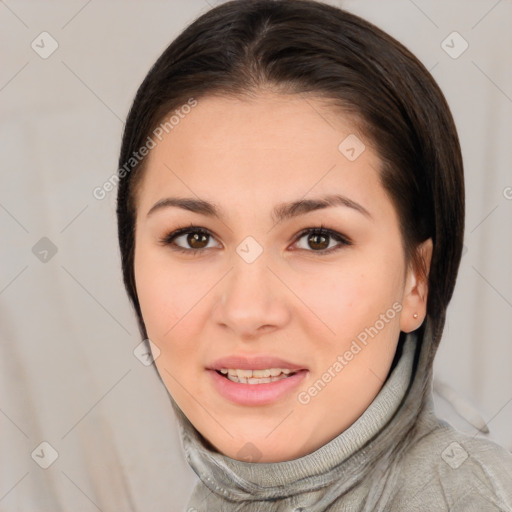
[158,223,352,256]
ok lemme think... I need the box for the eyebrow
[146,194,372,223]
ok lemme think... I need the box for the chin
[211,422,311,463]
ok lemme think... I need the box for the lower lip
[208,369,308,406]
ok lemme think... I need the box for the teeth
[217,367,298,384]
[226,374,289,384]
[253,369,271,378]
[248,377,271,384]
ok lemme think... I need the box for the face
[133,92,431,463]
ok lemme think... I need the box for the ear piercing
[413,313,419,319]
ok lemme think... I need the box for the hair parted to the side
[116,0,464,366]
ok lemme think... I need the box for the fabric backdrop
[1,1,511,511]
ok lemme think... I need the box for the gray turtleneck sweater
[171,327,512,511]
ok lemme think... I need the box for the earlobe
[399,238,433,333]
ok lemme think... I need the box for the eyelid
[291,226,352,253]
[159,224,352,255]
[158,224,221,249]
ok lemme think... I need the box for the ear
[400,238,433,333]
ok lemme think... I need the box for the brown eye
[160,226,221,253]
[186,232,209,249]
[307,232,330,250]
[293,227,351,254]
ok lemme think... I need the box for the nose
[212,253,291,339]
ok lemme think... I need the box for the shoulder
[391,420,512,511]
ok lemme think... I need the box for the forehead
[136,93,384,215]
[150,92,362,158]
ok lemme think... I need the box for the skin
[133,92,433,463]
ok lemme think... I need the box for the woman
[116,0,512,510]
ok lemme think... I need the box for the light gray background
[1,1,511,511]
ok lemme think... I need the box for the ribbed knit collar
[171,326,438,503]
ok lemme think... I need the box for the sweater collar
[171,327,435,501]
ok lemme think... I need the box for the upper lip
[208,355,307,371]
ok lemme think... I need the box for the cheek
[296,255,402,336]
[135,261,208,386]
[134,250,200,339]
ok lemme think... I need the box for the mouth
[207,356,308,405]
